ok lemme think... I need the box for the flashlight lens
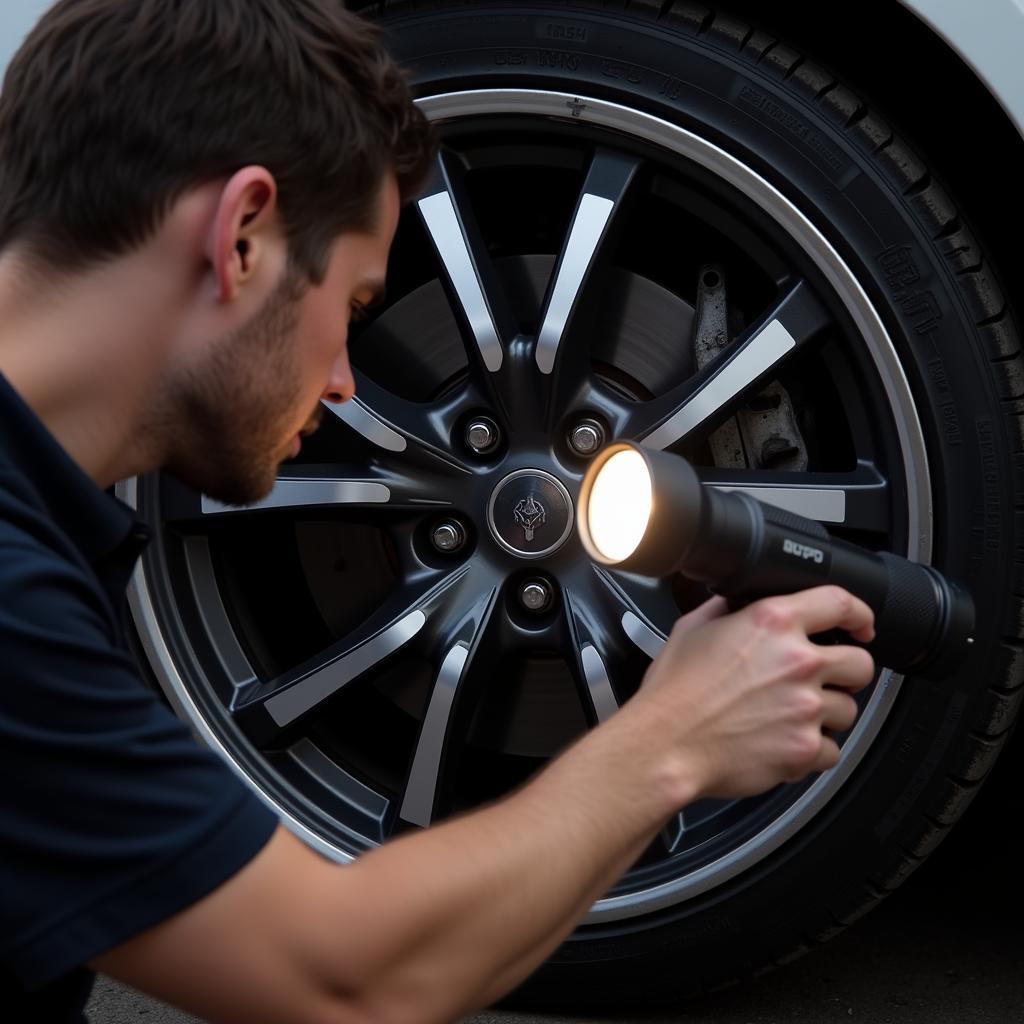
[587,449,653,563]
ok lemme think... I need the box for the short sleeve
[0,525,277,989]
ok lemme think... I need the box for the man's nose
[322,347,356,404]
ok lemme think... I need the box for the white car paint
[901,0,1024,135]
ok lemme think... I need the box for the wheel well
[717,0,1022,319]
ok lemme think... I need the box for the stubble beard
[164,270,313,506]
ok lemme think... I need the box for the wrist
[558,697,706,829]
[619,697,706,817]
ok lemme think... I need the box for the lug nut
[466,417,500,455]
[431,520,466,554]
[568,418,605,457]
[519,578,553,613]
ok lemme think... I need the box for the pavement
[86,739,1024,1023]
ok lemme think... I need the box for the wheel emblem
[487,470,574,558]
[514,495,546,541]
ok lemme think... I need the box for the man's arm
[92,585,875,1024]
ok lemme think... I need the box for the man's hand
[633,585,876,802]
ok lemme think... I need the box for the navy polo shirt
[0,373,277,1022]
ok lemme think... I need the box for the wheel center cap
[487,469,575,559]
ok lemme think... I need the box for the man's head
[160,170,402,505]
[0,0,435,502]
[0,0,433,283]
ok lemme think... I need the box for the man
[0,2,875,1022]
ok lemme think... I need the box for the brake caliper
[693,264,808,472]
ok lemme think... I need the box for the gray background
[0,0,51,75]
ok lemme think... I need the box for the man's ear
[206,167,280,304]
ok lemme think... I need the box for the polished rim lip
[118,478,342,860]
[121,87,933,922]
[486,468,576,558]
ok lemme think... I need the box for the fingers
[783,649,868,784]
[786,686,860,783]
[818,643,876,693]
[808,735,843,776]
[782,714,851,783]
[820,687,860,733]
[802,646,871,775]
[770,586,876,643]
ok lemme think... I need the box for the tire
[126,0,1024,1008]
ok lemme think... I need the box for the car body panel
[901,0,1024,135]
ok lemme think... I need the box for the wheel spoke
[535,149,640,377]
[578,642,620,723]
[325,371,476,476]
[325,393,409,454]
[563,593,622,725]
[702,460,890,530]
[661,812,687,854]
[417,152,515,378]
[195,467,450,519]
[591,565,680,643]
[399,588,499,828]
[163,464,454,529]
[620,610,667,660]
[235,565,473,736]
[398,642,468,828]
[588,577,723,857]
[594,591,700,856]
[628,280,830,450]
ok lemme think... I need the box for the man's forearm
[329,699,693,1022]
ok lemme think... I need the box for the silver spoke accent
[418,189,504,372]
[399,642,470,827]
[325,397,407,453]
[580,643,620,723]
[202,477,390,516]
[265,611,426,728]
[621,611,666,660]
[709,482,846,524]
[703,464,890,528]
[662,813,687,852]
[536,150,639,375]
[642,319,797,450]
[620,611,692,852]
[536,195,614,374]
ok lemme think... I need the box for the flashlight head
[578,444,652,563]
[578,442,707,575]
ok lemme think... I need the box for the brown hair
[0,0,435,282]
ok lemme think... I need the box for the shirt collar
[0,372,139,565]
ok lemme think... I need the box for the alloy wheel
[123,90,931,923]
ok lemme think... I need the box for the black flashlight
[577,442,975,679]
